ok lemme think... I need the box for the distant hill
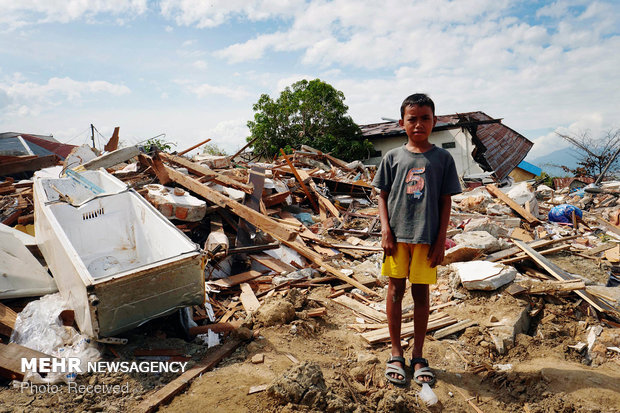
[526,147,579,177]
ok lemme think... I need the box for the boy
[372,93,461,386]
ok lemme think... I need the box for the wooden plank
[135,339,242,413]
[497,244,571,264]
[307,307,327,317]
[188,320,242,335]
[362,315,456,344]
[433,319,477,339]
[104,126,120,152]
[485,184,541,225]
[263,191,291,207]
[78,146,139,171]
[159,152,253,194]
[210,270,263,288]
[332,295,386,322]
[513,240,618,315]
[0,302,17,337]
[274,235,380,296]
[151,160,298,241]
[299,170,340,218]
[280,149,319,213]
[0,154,58,175]
[249,253,296,273]
[517,279,586,294]
[585,213,620,236]
[240,283,261,313]
[178,138,212,156]
[485,235,579,262]
[0,343,56,381]
[584,242,617,256]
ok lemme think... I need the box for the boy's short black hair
[400,93,435,118]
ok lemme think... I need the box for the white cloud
[159,0,305,28]
[0,0,148,29]
[192,60,208,70]
[164,25,173,32]
[184,82,249,100]
[0,75,130,118]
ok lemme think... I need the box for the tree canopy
[247,79,372,161]
[555,129,620,180]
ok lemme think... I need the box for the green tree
[143,137,176,153]
[247,79,372,161]
[201,143,228,156]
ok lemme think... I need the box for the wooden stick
[229,137,258,161]
[159,152,252,193]
[135,339,242,413]
[486,184,541,225]
[452,386,485,413]
[280,149,319,213]
[178,138,212,156]
[150,158,298,241]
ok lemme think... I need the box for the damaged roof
[0,132,76,160]
[360,111,534,181]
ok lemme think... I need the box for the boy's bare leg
[386,277,407,380]
[411,284,431,382]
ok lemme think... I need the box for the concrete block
[144,184,207,222]
[451,261,517,290]
[452,231,503,253]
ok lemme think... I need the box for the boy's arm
[378,189,396,257]
[428,194,452,267]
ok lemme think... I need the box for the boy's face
[399,104,437,144]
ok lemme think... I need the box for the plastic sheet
[10,293,100,384]
[548,204,582,224]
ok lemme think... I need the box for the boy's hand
[381,229,396,257]
[427,238,446,268]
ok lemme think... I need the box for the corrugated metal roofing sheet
[360,112,533,181]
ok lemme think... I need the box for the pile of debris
[1,132,619,412]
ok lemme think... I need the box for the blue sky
[1,0,618,159]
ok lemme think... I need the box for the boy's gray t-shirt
[372,145,462,245]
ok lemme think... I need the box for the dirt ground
[1,253,619,413]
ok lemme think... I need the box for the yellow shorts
[381,243,437,284]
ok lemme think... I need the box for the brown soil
[1,277,619,413]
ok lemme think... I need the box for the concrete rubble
[1,136,619,412]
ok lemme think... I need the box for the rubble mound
[267,361,352,412]
[267,361,327,406]
[375,389,415,413]
[255,298,296,326]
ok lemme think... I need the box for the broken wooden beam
[158,152,253,194]
[497,244,571,264]
[135,338,243,413]
[177,138,212,156]
[188,320,243,335]
[209,270,264,288]
[273,235,380,296]
[103,126,120,152]
[240,283,261,313]
[0,154,59,176]
[0,302,17,337]
[0,343,57,381]
[150,158,298,241]
[433,319,477,340]
[280,149,319,213]
[485,184,541,225]
[513,239,619,315]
